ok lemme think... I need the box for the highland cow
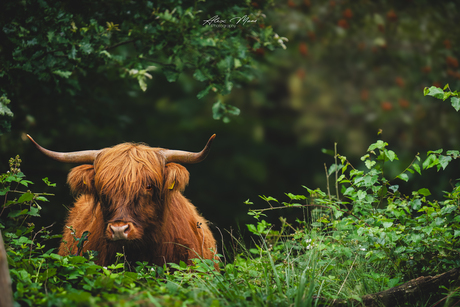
[28,134,218,268]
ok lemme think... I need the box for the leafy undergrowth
[2,142,460,307]
[2,87,460,306]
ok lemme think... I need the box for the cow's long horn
[27,134,101,164]
[163,134,216,164]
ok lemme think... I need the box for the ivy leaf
[382,221,393,229]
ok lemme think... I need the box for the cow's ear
[164,163,189,193]
[67,165,96,195]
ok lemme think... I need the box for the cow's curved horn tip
[26,134,35,142]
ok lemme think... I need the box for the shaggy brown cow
[28,135,218,268]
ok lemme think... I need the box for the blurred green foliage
[0,0,283,130]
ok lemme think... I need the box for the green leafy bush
[246,137,460,291]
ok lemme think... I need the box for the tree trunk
[0,231,13,307]
[316,267,460,306]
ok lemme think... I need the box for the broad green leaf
[397,173,409,182]
[246,224,257,234]
[368,140,388,151]
[422,154,438,170]
[412,163,421,175]
[343,187,355,196]
[382,221,393,229]
[438,155,452,170]
[385,150,397,161]
[0,186,10,196]
[8,209,28,218]
[388,278,400,288]
[259,195,278,202]
[19,180,33,187]
[28,206,40,216]
[451,97,460,111]
[424,86,444,99]
[35,196,49,202]
[365,160,376,169]
[18,192,34,203]
[417,188,431,196]
[357,190,366,200]
[285,193,307,200]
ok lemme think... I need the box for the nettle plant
[246,137,460,280]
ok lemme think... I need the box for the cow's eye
[146,184,152,190]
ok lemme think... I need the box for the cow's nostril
[109,223,130,241]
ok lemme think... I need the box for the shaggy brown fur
[59,143,217,268]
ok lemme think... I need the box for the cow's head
[27,135,215,243]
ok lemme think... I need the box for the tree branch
[105,39,136,51]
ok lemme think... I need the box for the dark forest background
[1,0,460,249]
